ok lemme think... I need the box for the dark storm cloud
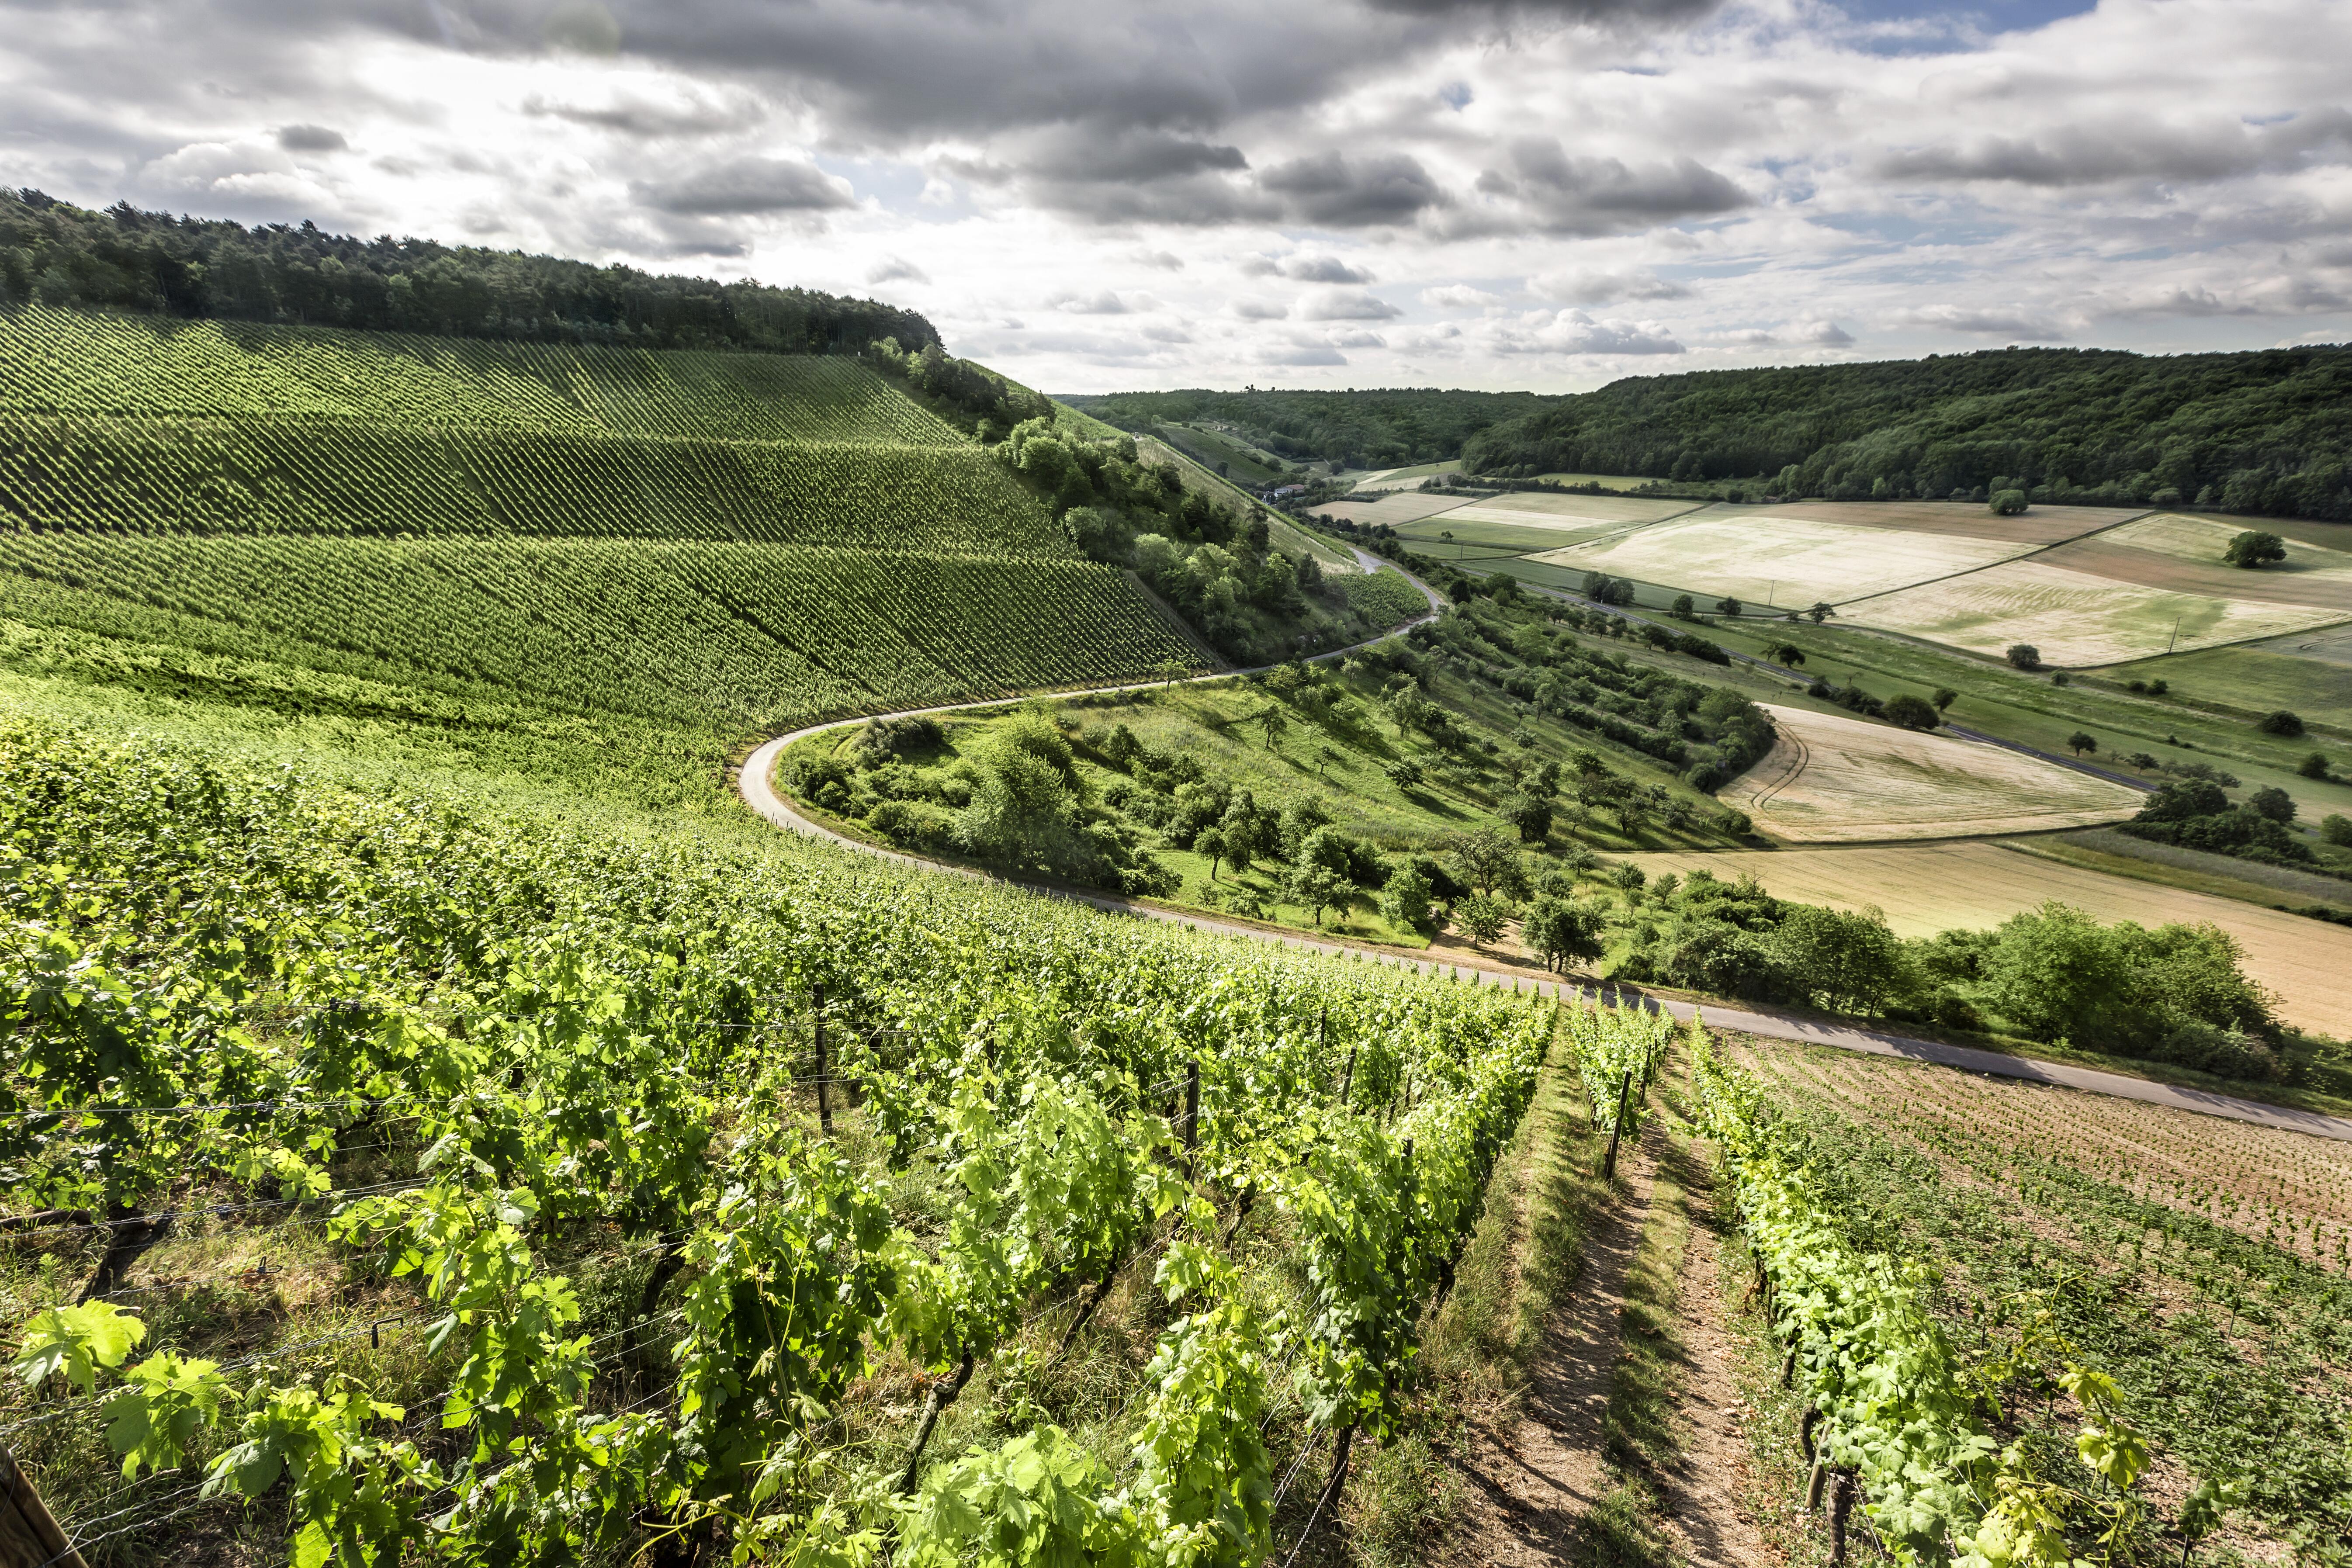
[1475,138,1746,233]
[1258,150,1447,227]
[1875,110,2352,187]
[277,123,348,152]
[631,155,853,214]
[1024,129,1250,184]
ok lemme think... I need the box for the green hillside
[1063,387,1545,470]
[0,305,1206,806]
[1461,345,2352,520]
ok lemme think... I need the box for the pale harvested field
[1526,514,2024,608]
[1737,703,2142,842]
[1844,557,2348,665]
[2040,512,2352,611]
[1318,492,1480,528]
[1725,500,2128,545]
[1624,838,2352,1031]
[1390,515,1628,554]
[1445,492,1694,524]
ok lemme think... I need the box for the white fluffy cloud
[3,0,2348,390]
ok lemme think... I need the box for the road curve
[733,571,2352,1145]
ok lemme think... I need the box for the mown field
[1734,702,2143,842]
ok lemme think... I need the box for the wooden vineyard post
[0,1446,86,1568]
[1339,1044,1358,1108]
[1827,1469,1857,1565]
[812,983,833,1137]
[1182,1059,1200,1175]
[1603,1070,1632,1180]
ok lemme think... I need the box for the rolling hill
[0,303,1208,806]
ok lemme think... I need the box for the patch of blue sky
[1828,0,2097,55]
[814,154,972,222]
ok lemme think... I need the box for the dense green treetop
[1059,388,1545,470]
[1459,345,2352,520]
[0,187,936,355]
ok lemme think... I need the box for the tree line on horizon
[0,187,936,356]
[1462,346,2352,521]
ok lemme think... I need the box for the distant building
[1267,484,1306,498]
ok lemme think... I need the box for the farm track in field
[733,585,2352,1142]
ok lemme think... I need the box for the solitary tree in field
[1807,601,1836,624]
[2066,731,2098,757]
[2223,530,2287,568]
[1716,596,1743,618]
[1932,687,1958,710]
[1385,758,1424,789]
[2259,710,2306,737]
[1316,746,1342,780]
[1989,489,2028,516]
[2299,753,2331,781]
[1450,826,1521,898]
[1157,659,1186,689]
[1671,594,1696,619]
[1285,862,1351,927]
[1196,827,1227,881]
[1771,643,1806,669]
[1257,705,1289,749]
[1884,693,1940,731]
[1523,898,1607,975]
[1454,892,1510,947]
[2005,644,2042,671]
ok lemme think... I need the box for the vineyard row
[0,304,967,447]
[0,534,1208,732]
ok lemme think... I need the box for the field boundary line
[1824,507,2155,613]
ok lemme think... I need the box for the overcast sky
[5,0,2349,392]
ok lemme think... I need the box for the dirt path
[1463,1121,1662,1565]
[1655,1144,1772,1567]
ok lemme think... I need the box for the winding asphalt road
[733,562,2352,1144]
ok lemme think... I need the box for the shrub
[1883,693,1940,731]
[2297,752,2331,780]
[2005,644,2041,670]
[1379,865,1435,932]
[2259,710,2306,737]
[1989,489,2028,515]
[1453,892,1510,946]
[2249,786,2297,824]
[2321,813,2352,847]
[2149,678,2168,696]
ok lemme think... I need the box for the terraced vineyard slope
[0,305,1205,803]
